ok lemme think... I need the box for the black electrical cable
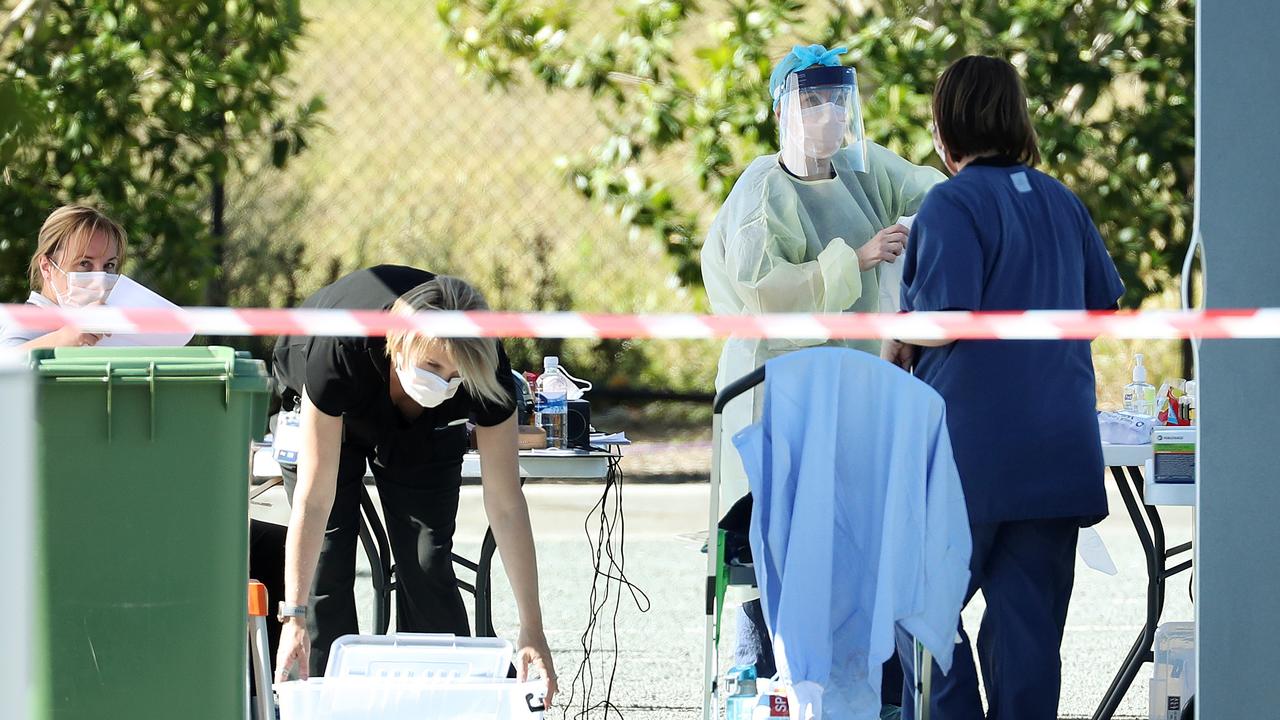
[565,453,617,717]
[563,451,651,719]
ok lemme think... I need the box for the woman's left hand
[516,629,557,708]
[881,339,915,371]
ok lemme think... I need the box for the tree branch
[22,0,48,42]
[0,0,49,55]
[1,0,38,42]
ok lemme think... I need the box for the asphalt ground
[251,467,1190,720]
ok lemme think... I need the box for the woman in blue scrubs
[883,56,1125,719]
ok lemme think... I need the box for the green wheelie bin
[31,346,270,720]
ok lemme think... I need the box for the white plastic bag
[1098,411,1155,445]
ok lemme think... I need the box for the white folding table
[1095,442,1194,720]
[251,445,620,637]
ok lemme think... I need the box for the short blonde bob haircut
[385,275,513,409]
[29,204,128,291]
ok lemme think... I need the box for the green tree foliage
[437,0,1193,306]
[0,0,322,303]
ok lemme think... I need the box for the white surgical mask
[932,129,954,175]
[799,103,848,159]
[555,364,592,401]
[53,267,119,308]
[394,354,462,408]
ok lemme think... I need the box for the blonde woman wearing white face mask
[0,204,127,349]
[269,267,555,704]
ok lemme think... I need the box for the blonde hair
[29,204,128,291]
[386,275,513,409]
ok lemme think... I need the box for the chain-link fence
[222,0,716,393]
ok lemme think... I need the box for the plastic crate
[326,634,512,680]
[276,677,546,720]
[277,634,546,720]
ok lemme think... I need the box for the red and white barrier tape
[2,304,1279,341]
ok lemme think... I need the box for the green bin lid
[31,346,270,393]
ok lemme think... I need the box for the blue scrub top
[901,157,1125,525]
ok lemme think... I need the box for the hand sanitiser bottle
[1123,354,1157,417]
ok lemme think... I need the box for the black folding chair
[359,482,497,637]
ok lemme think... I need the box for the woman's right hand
[856,224,910,271]
[275,618,310,683]
[41,300,109,348]
[47,325,104,347]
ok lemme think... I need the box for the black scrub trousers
[272,265,517,676]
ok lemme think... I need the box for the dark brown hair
[932,55,1041,166]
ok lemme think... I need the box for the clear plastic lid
[324,633,512,681]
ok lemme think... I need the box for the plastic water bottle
[725,665,758,720]
[536,357,569,449]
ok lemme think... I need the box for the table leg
[1093,465,1164,720]
[475,527,498,637]
[474,477,530,638]
[358,485,393,635]
[452,553,478,596]
[1131,467,1172,622]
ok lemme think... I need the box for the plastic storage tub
[325,633,513,680]
[32,347,270,720]
[277,634,546,720]
[1149,622,1195,720]
[276,677,547,720]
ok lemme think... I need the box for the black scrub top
[272,265,517,474]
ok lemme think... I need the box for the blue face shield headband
[769,44,850,109]
[771,45,867,175]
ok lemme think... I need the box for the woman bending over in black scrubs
[271,266,555,705]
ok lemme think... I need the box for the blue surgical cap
[769,44,849,108]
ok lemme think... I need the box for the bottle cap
[543,356,559,371]
[1133,354,1147,383]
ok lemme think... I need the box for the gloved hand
[857,224,909,271]
[787,680,824,720]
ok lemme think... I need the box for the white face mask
[54,269,119,308]
[799,103,848,159]
[394,354,462,408]
[932,129,954,175]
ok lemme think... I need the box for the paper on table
[877,214,914,313]
[98,276,195,347]
[590,431,630,445]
